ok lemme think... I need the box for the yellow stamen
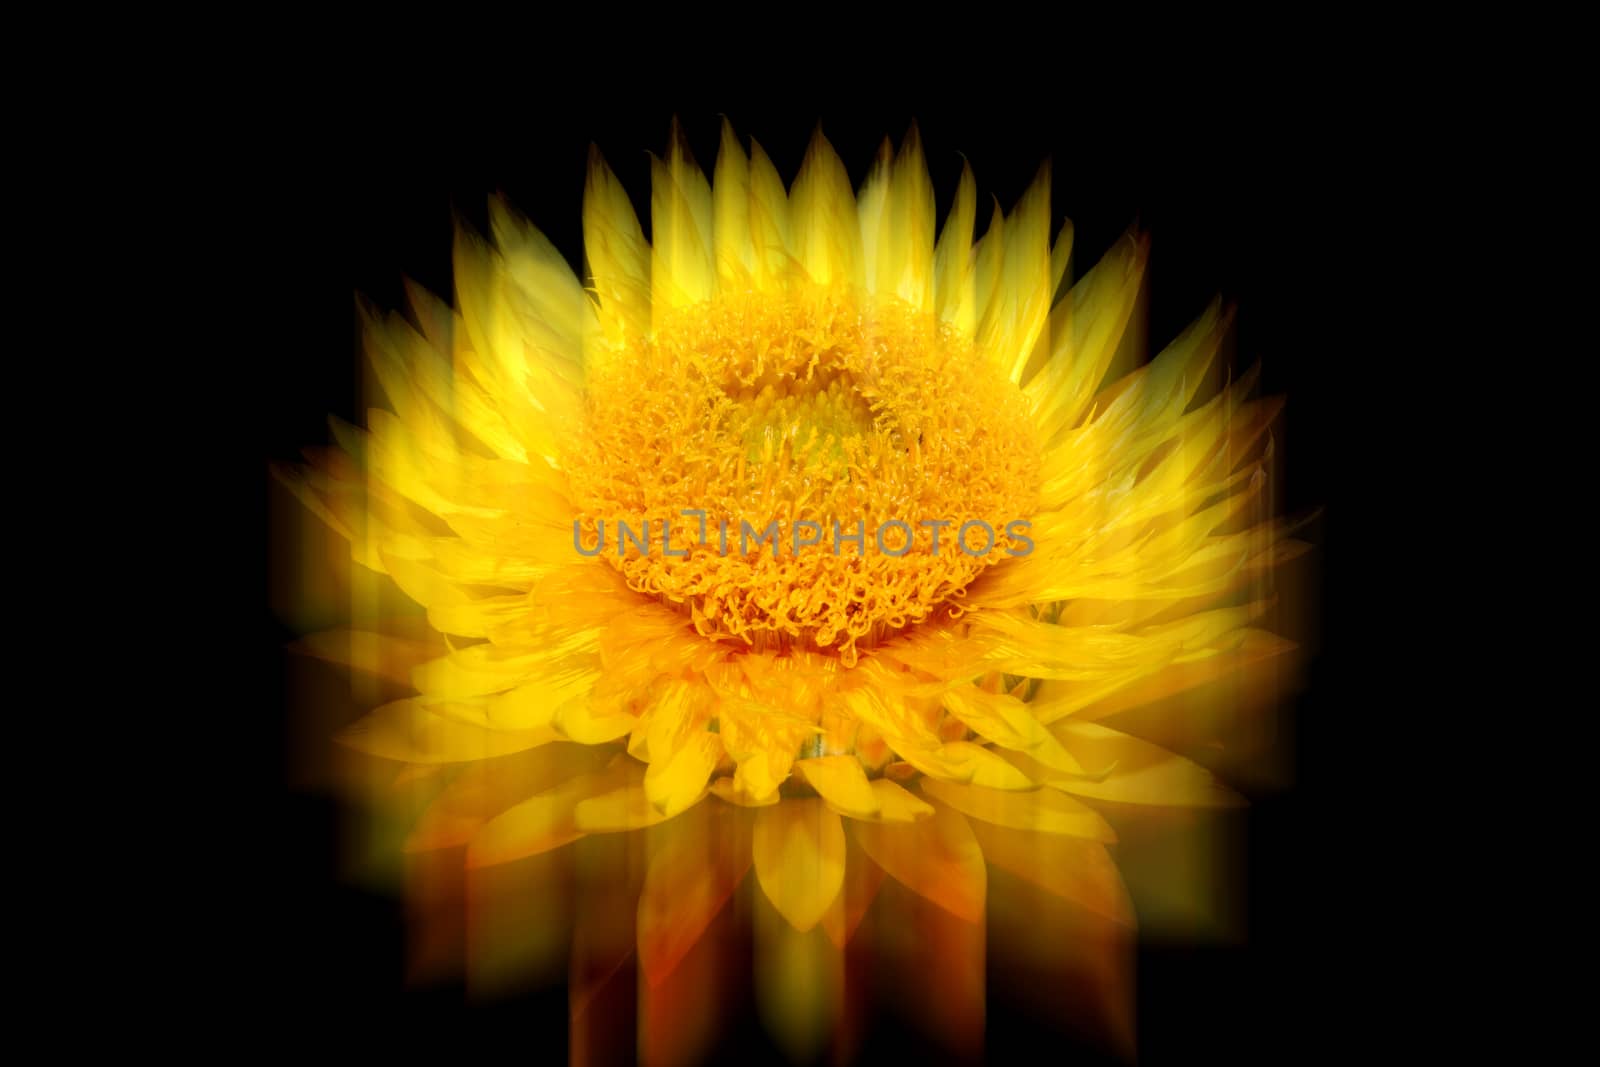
[566,286,1042,665]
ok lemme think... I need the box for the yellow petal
[716,697,812,800]
[746,139,792,291]
[650,119,714,315]
[752,798,846,932]
[1054,627,1298,727]
[583,144,651,345]
[1048,722,1244,807]
[289,625,444,688]
[637,677,711,764]
[859,126,935,308]
[708,776,780,806]
[788,127,861,289]
[864,125,934,308]
[357,301,459,453]
[883,122,935,308]
[968,197,1006,338]
[977,163,1053,384]
[450,212,585,461]
[942,684,1087,776]
[933,159,977,332]
[964,819,1133,926]
[465,772,600,868]
[855,137,893,296]
[405,743,611,852]
[644,731,723,817]
[793,756,878,818]
[711,118,754,289]
[895,740,1036,791]
[378,552,471,610]
[425,594,532,640]
[410,642,548,700]
[398,278,531,462]
[486,194,591,366]
[336,698,554,764]
[1027,230,1151,438]
[483,659,605,730]
[574,783,681,832]
[919,779,1115,841]
[551,697,636,745]
[1095,295,1230,441]
[843,778,934,823]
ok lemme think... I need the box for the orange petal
[850,803,985,923]
[636,802,752,986]
[965,818,1134,927]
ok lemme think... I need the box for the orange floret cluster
[564,288,1042,664]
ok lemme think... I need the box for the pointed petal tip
[1029,157,1054,189]
[1218,297,1240,330]
[803,122,839,161]
[665,115,703,171]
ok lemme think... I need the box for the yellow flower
[276,119,1305,1058]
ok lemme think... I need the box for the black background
[243,85,1362,1063]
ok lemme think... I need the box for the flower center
[567,287,1041,665]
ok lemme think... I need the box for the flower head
[276,118,1306,1058]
